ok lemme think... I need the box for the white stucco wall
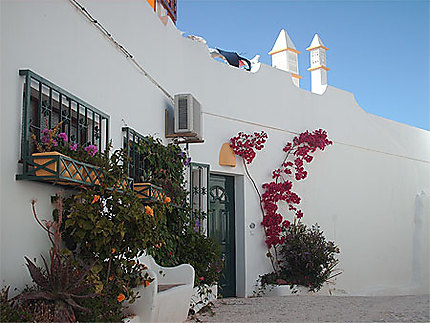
[1,0,429,297]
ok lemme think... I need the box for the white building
[1,0,429,299]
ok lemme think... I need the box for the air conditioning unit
[174,94,202,138]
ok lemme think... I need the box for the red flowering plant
[261,129,333,267]
[229,131,268,164]
[229,131,268,211]
[230,129,334,276]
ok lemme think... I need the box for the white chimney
[306,34,329,95]
[269,29,302,87]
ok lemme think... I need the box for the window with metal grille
[122,127,147,182]
[188,162,210,233]
[19,69,110,163]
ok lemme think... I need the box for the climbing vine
[230,129,333,273]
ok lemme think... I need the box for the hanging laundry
[214,48,252,71]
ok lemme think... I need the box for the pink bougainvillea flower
[58,132,68,142]
[41,135,50,144]
[70,143,78,151]
[84,144,98,157]
[229,130,268,164]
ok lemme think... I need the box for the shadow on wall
[412,191,428,292]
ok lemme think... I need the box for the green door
[209,174,236,297]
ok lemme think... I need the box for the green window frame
[17,70,110,185]
[19,69,110,161]
[189,162,210,232]
[122,126,147,182]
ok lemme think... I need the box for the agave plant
[20,195,97,322]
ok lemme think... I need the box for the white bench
[126,254,195,323]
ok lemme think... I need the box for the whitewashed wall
[1,0,429,297]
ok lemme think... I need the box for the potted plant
[30,123,104,185]
[13,197,98,322]
[129,135,186,203]
[258,219,341,295]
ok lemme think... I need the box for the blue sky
[177,0,429,131]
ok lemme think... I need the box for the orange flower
[111,248,116,254]
[117,293,126,302]
[142,280,150,287]
[164,197,171,204]
[145,206,154,216]
[109,276,114,281]
[91,195,100,204]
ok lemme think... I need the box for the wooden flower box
[17,152,104,187]
[133,183,166,203]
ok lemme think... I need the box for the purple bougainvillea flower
[52,139,58,147]
[70,143,78,151]
[184,157,191,166]
[193,219,200,233]
[41,136,50,144]
[58,132,68,142]
[42,128,50,135]
[84,144,98,157]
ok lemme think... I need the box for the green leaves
[273,220,341,292]
[53,136,223,320]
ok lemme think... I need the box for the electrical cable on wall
[68,1,427,164]
[68,0,174,102]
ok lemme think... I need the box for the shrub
[176,228,223,288]
[7,135,221,321]
[13,197,99,323]
[260,220,340,292]
[0,287,32,322]
[59,149,156,306]
[136,136,223,304]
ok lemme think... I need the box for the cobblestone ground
[191,295,430,322]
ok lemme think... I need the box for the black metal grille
[19,70,110,162]
[189,162,210,227]
[122,127,147,182]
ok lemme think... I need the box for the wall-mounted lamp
[219,143,236,167]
